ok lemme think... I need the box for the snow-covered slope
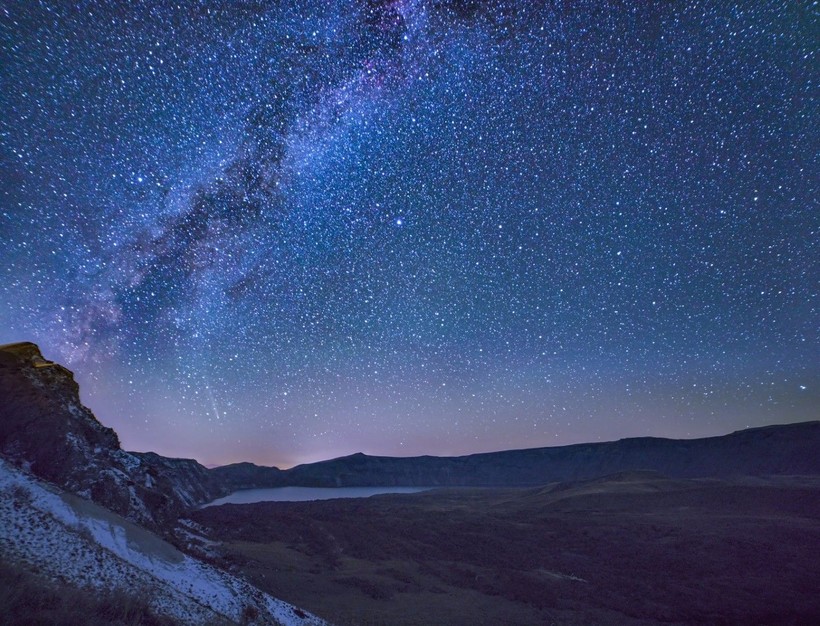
[0,458,329,626]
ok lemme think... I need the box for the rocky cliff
[0,342,225,531]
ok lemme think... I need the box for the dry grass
[0,558,178,626]
[193,474,820,625]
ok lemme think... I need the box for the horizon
[2,2,817,468]
[200,417,820,471]
[12,344,808,470]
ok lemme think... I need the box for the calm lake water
[203,486,433,507]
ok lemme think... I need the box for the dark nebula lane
[1,1,817,467]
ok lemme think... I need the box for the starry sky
[1,1,817,468]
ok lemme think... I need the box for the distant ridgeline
[1,341,819,516]
[214,420,820,489]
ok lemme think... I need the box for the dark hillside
[213,421,820,490]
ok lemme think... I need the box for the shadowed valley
[193,474,820,625]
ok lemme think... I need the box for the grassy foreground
[0,558,178,626]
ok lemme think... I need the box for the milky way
[1,1,817,467]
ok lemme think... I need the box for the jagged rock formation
[133,451,224,509]
[0,342,225,532]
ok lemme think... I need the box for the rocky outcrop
[134,451,224,508]
[0,343,225,532]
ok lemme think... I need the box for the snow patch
[65,432,84,451]
[0,459,330,626]
[113,449,142,472]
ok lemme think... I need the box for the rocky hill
[0,342,225,532]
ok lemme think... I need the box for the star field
[1,1,817,467]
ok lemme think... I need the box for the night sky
[1,1,817,468]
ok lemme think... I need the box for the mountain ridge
[284,419,818,466]
[286,419,820,466]
[210,419,820,491]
